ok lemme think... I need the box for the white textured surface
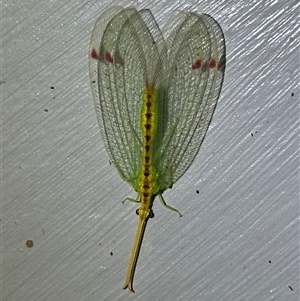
[2,1,299,300]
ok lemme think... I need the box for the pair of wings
[89,6,226,192]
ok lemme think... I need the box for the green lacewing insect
[89,6,226,292]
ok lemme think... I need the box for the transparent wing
[89,7,164,185]
[154,11,226,188]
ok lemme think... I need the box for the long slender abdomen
[138,85,157,219]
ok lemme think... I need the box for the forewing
[155,11,226,188]
[89,8,163,185]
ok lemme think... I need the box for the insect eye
[148,210,154,218]
[135,209,139,215]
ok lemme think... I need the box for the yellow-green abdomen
[137,85,159,218]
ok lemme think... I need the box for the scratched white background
[2,0,299,300]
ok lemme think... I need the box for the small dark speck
[44,109,49,112]
[110,252,113,256]
[196,190,199,194]
[288,285,293,291]
[50,86,55,89]
[269,260,271,263]
[26,239,34,248]
[251,133,253,136]
[291,93,294,97]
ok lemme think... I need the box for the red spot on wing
[208,58,216,69]
[90,48,99,60]
[104,51,113,63]
[192,59,202,70]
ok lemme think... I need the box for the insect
[89,6,226,292]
